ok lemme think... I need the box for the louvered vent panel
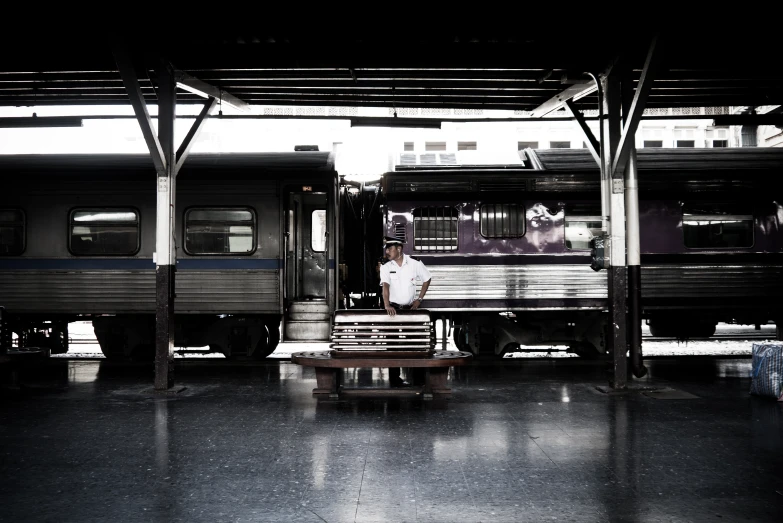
[394,223,406,243]
[479,180,528,191]
[393,181,473,192]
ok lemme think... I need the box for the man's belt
[389,302,413,310]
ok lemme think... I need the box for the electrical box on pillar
[589,234,608,272]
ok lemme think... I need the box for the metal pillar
[155,62,177,391]
[115,46,218,390]
[601,72,628,389]
[620,64,647,380]
[625,149,647,378]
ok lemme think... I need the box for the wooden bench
[291,309,472,399]
[291,349,473,400]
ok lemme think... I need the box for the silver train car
[0,152,346,359]
[379,148,783,357]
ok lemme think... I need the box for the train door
[284,187,331,340]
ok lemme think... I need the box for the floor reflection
[1,356,782,522]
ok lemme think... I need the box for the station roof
[1,27,781,119]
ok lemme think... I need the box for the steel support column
[625,149,646,378]
[154,61,177,391]
[601,72,627,389]
[620,64,647,379]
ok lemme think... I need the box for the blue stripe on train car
[0,258,283,270]
[177,259,281,269]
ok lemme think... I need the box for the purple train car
[379,148,783,357]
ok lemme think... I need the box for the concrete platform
[1,355,781,522]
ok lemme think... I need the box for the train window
[69,208,139,256]
[683,207,753,249]
[413,207,458,251]
[184,208,256,255]
[565,216,602,250]
[480,204,525,238]
[311,210,326,252]
[0,209,25,255]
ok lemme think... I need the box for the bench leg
[424,367,451,400]
[314,367,339,397]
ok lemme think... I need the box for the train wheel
[99,343,126,361]
[453,327,464,350]
[452,327,474,353]
[266,322,281,354]
[500,343,520,358]
[251,326,275,360]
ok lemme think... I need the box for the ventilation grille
[390,180,474,192]
[394,223,406,243]
[479,180,529,191]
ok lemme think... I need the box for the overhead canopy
[1,28,781,117]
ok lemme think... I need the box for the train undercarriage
[451,311,608,358]
[448,309,779,359]
[0,314,281,361]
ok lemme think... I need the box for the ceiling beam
[612,35,663,178]
[712,113,783,126]
[565,99,600,165]
[175,97,217,175]
[529,81,598,118]
[113,46,166,174]
[175,71,249,112]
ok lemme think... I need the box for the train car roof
[386,147,783,178]
[0,151,335,173]
[526,147,783,172]
[383,147,783,195]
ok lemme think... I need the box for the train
[1,147,781,360]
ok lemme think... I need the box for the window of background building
[518,141,539,150]
[413,206,458,251]
[70,208,139,256]
[642,127,666,148]
[706,128,729,148]
[458,141,477,151]
[549,141,571,149]
[0,209,25,255]
[425,142,447,152]
[674,128,697,148]
[403,142,414,151]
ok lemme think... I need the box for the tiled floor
[1,353,781,522]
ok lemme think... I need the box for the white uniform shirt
[379,254,432,306]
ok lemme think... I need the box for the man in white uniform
[379,236,432,386]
